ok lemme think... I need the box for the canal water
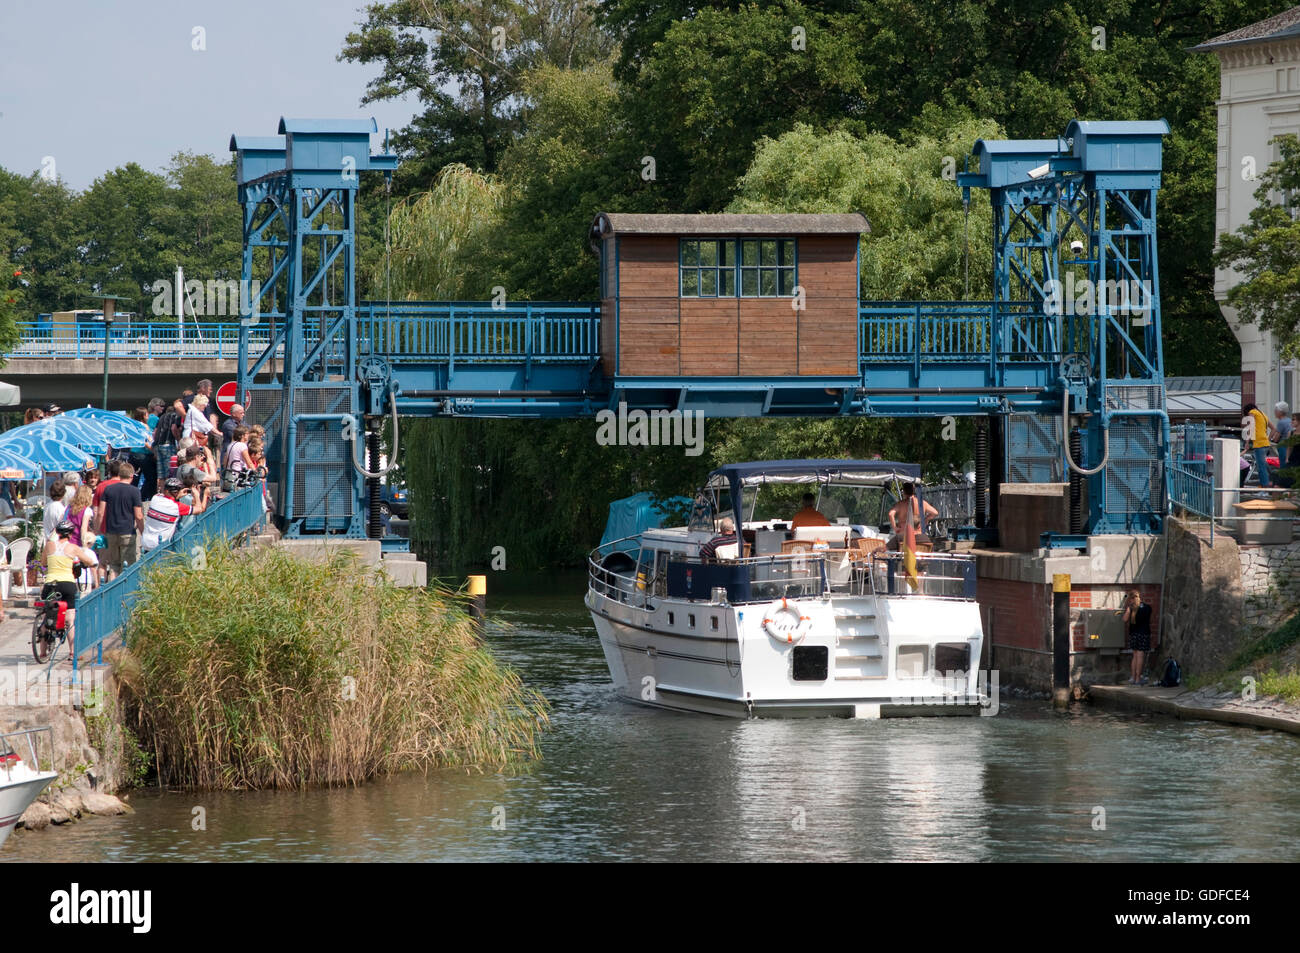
[6,571,1300,862]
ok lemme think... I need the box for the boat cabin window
[740,481,898,530]
[897,645,929,678]
[688,493,717,533]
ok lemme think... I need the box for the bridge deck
[8,300,1083,416]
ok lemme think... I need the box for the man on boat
[888,483,938,538]
[790,493,830,529]
[699,517,739,560]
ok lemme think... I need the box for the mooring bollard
[1052,573,1071,708]
[467,574,487,639]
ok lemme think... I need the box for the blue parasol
[0,446,43,480]
[0,430,97,472]
[27,417,122,453]
[60,407,152,447]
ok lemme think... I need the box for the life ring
[762,598,812,644]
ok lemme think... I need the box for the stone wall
[1238,539,1300,640]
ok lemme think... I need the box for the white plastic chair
[0,539,10,601]
[6,537,32,598]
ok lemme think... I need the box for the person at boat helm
[699,517,739,560]
[790,492,830,529]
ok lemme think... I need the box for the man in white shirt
[140,478,192,552]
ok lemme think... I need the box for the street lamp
[91,294,131,410]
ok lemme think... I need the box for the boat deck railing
[0,726,53,777]
[589,538,977,606]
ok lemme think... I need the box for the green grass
[1223,614,1300,671]
[115,543,549,790]
[1184,613,1300,703]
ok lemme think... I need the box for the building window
[680,238,796,297]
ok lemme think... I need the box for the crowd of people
[3,382,270,662]
[1241,401,1300,488]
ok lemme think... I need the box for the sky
[0,0,419,190]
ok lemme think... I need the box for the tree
[77,163,171,308]
[155,153,242,295]
[0,168,84,314]
[493,61,628,299]
[729,117,1000,300]
[362,162,505,300]
[1213,134,1300,360]
[0,258,23,356]
[341,0,613,192]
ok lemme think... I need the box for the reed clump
[115,542,549,789]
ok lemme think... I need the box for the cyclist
[41,519,97,663]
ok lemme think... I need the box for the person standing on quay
[96,462,143,580]
[1122,590,1154,685]
[1243,403,1275,487]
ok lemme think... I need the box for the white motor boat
[586,459,991,718]
[1,727,58,848]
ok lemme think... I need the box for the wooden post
[1053,573,1071,707]
[467,574,487,639]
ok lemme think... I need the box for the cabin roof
[590,212,869,248]
[706,458,921,489]
[1191,5,1300,52]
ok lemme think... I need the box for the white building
[1194,6,1300,412]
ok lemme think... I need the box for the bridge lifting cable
[1062,392,1110,476]
[351,390,401,480]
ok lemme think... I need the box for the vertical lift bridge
[229,117,1171,543]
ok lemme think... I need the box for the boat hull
[0,771,57,848]
[587,588,989,719]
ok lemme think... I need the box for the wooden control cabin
[589,213,869,378]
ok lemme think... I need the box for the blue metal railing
[858,301,1055,364]
[13,301,1068,369]
[11,322,271,360]
[1168,462,1215,542]
[72,484,266,670]
[357,302,601,361]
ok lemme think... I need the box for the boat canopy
[705,459,922,492]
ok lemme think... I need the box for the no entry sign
[215,380,239,416]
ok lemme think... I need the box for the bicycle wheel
[31,615,52,664]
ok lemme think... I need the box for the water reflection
[4,570,1300,862]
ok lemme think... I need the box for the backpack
[1159,657,1182,688]
[154,409,181,446]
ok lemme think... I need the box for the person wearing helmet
[42,520,98,663]
[141,477,192,553]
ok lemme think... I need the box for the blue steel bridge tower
[959,120,1171,534]
[230,119,397,539]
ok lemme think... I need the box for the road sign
[215,381,239,416]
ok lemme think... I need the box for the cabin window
[710,616,719,631]
[668,611,675,626]
[688,613,696,629]
[680,238,796,298]
[897,645,929,678]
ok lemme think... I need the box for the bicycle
[31,594,70,665]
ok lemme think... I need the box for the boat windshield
[741,481,901,529]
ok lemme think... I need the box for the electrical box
[1081,608,1127,654]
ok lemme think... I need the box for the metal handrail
[72,483,266,670]
[588,540,978,604]
[0,726,54,775]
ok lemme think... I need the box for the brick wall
[979,577,1163,676]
